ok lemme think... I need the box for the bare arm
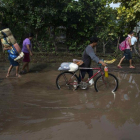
[3,47,11,51]
[128,38,131,46]
[26,44,32,56]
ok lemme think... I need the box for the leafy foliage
[110,0,140,24]
[0,0,135,54]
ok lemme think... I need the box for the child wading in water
[1,23,21,78]
[3,46,21,78]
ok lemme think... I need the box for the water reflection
[1,69,140,139]
[117,73,140,101]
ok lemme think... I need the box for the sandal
[129,66,135,69]
[117,65,122,68]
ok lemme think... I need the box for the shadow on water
[1,65,140,140]
[29,63,49,73]
[29,63,59,73]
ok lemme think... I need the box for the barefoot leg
[6,65,13,78]
[118,56,125,67]
[16,66,21,77]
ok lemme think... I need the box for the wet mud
[0,62,140,140]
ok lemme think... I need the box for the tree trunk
[35,32,38,50]
[53,27,57,53]
[117,36,120,52]
[35,31,43,52]
[103,42,105,55]
[66,30,69,52]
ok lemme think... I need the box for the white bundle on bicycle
[58,62,78,72]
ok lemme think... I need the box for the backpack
[119,37,130,51]
[119,40,127,51]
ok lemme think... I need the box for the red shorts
[23,52,30,62]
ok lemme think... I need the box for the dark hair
[90,37,99,43]
[129,31,134,35]
[28,33,34,38]
[25,33,34,38]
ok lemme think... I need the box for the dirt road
[0,62,140,140]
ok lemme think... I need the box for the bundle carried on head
[0,28,24,61]
[0,28,17,45]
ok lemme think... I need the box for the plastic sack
[7,50,18,59]
[9,53,18,60]
[7,45,18,55]
[7,45,19,60]
[58,62,78,72]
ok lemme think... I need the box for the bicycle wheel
[94,73,118,92]
[56,71,79,90]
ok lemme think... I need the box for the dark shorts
[8,56,19,66]
[23,52,30,62]
[124,49,132,60]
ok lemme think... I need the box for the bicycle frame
[56,65,118,91]
[59,66,104,87]
[78,66,104,83]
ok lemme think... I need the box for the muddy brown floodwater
[1,62,140,140]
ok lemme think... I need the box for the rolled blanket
[14,52,24,61]
[8,35,17,45]
[0,28,11,39]
[1,28,12,37]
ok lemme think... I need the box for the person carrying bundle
[0,23,23,77]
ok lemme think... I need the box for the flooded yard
[0,62,140,140]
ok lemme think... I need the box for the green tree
[113,0,140,23]
[96,5,119,54]
[0,0,128,55]
[63,0,109,52]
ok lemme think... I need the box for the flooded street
[0,63,140,140]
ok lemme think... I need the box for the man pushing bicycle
[79,37,106,84]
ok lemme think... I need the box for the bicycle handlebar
[98,63,102,67]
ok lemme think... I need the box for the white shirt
[131,36,137,45]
